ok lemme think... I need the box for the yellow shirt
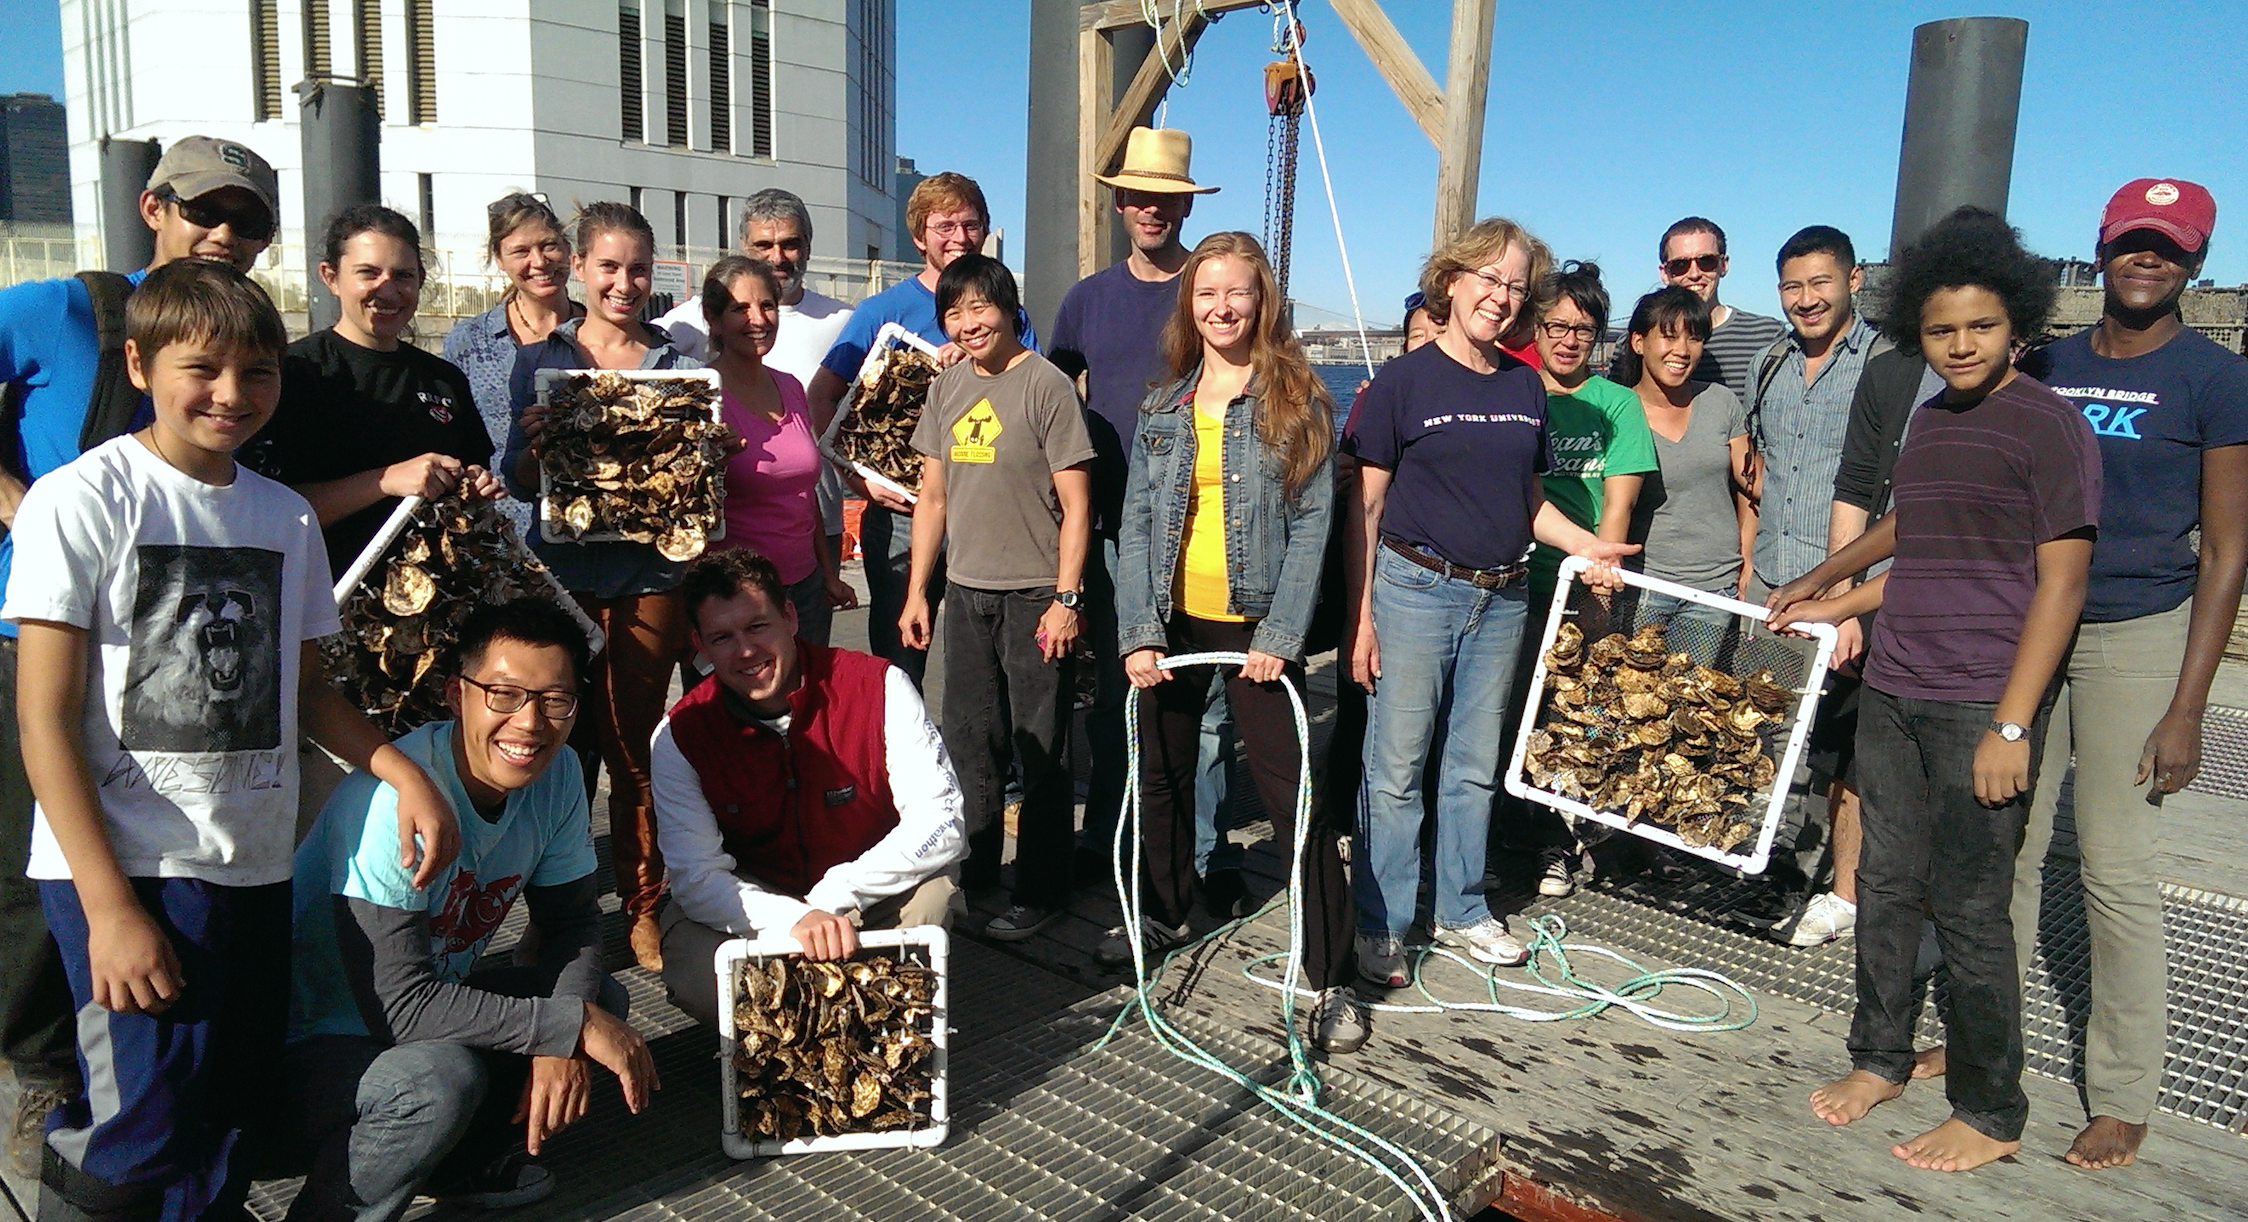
[1175,403,1247,621]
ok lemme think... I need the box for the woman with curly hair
[1104,232,1362,1050]
[1768,206,2100,1173]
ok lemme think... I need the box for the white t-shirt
[5,435,341,886]
[656,287,856,532]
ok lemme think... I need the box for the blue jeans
[858,504,937,687]
[1194,674,1239,876]
[1356,547,1529,936]
[1638,586,1738,638]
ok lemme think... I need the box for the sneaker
[7,1071,77,1180]
[1311,986,1369,1054]
[1536,846,1577,898]
[429,1152,555,1209]
[984,904,1062,942]
[1432,917,1529,967]
[1354,933,1407,989]
[1782,892,1857,947]
[1094,920,1191,971]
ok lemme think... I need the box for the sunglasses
[158,189,275,242]
[1663,253,1722,277]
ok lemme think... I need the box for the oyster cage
[534,368,728,555]
[817,321,942,506]
[717,926,951,1159]
[1503,557,1836,875]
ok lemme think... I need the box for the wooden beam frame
[1432,0,1496,245]
[1328,0,1445,147]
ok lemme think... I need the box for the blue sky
[7,2,2243,325]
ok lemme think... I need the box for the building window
[356,0,384,117]
[250,1,282,120]
[405,0,436,123]
[304,0,332,81]
[417,174,434,240]
[674,192,687,258]
[709,6,730,154]
[663,0,688,149]
[716,194,730,248]
[748,0,773,158]
[850,0,891,188]
[619,2,643,142]
[630,185,643,217]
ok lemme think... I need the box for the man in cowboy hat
[1046,127,1231,904]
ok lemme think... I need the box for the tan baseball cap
[147,137,280,223]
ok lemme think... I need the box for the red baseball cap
[2099,178,2217,254]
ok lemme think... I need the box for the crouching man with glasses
[274,600,657,1217]
[652,549,967,1029]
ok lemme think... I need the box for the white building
[58,0,899,309]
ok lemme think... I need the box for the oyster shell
[538,373,727,549]
[730,949,939,1141]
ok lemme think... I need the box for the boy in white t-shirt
[4,259,457,1221]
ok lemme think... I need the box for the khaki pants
[656,870,960,1029]
[2013,600,2188,1125]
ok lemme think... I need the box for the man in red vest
[651,549,965,1028]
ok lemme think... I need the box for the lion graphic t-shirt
[5,435,341,886]
[909,351,1095,590]
[287,719,595,1042]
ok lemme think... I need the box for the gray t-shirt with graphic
[911,352,1096,590]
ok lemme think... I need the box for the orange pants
[576,590,692,918]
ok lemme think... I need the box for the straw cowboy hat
[1094,127,1221,195]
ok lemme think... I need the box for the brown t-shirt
[1864,374,2101,703]
[910,352,1095,590]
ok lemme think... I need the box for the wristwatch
[1053,589,1082,610]
[1988,720,2028,742]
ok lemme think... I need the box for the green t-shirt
[1529,375,1658,593]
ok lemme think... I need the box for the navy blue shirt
[1049,261,1177,532]
[1344,341,1549,571]
[2027,327,2248,623]
[0,270,150,638]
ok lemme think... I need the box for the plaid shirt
[1749,315,1879,584]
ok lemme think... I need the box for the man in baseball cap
[140,135,281,273]
[2007,174,2248,1171]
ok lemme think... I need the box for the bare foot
[1911,1045,1947,1079]
[1809,1070,1904,1126]
[1893,1117,2020,1172]
[2063,1115,2147,1169]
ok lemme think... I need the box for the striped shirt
[1748,315,1881,584]
[1863,375,2101,703]
[1692,306,1787,403]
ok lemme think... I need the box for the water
[1315,362,1374,436]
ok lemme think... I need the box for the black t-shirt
[255,329,492,574]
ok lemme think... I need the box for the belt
[1381,537,1526,589]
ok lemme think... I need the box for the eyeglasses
[1663,253,1723,277]
[460,676,579,719]
[1471,270,1530,300]
[925,220,986,239]
[1538,321,1602,342]
[156,189,275,242]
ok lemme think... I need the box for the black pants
[0,637,76,1085]
[1136,616,1352,992]
[942,584,1075,909]
[1851,687,2038,1142]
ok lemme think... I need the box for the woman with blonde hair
[1107,232,1362,1050]
[1344,217,1636,986]
[502,200,704,970]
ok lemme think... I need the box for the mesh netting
[1507,567,1832,874]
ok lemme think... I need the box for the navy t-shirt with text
[1343,341,1549,571]
[2025,327,2248,623]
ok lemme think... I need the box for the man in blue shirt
[804,172,1037,685]
[279,601,654,1215]
[0,135,278,1178]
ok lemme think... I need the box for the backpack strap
[1745,343,1789,449]
[75,271,142,453]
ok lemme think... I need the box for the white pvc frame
[816,321,943,507]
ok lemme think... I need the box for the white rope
[1140,0,1212,91]
[1278,0,1375,377]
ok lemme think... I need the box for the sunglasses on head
[158,189,275,242]
[1663,253,1722,277]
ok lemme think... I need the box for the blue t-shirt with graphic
[2029,327,2248,622]
[288,720,594,1041]
[817,274,1039,382]
[0,270,151,638]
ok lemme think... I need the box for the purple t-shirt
[1864,374,2101,703]
[717,370,820,584]
[1048,261,1178,532]
[1343,341,1549,571]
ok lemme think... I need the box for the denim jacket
[1115,370,1334,661]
